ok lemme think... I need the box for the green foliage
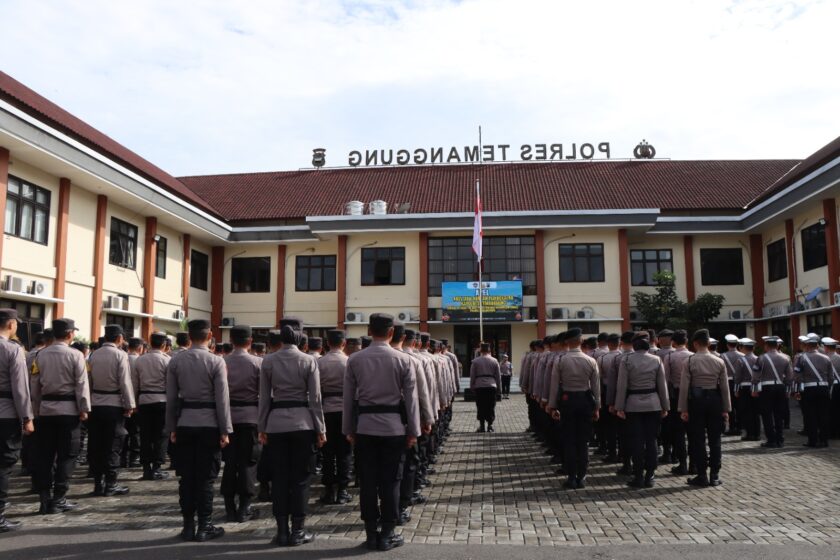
[632,270,725,332]
[73,335,92,345]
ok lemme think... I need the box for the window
[5,176,50,244]
[296,255,336,292]
[0,298,44,350]
[232,257,271,293]
[801,221,827,271]
[700,248,744,285]
[155,236,167,279]
[559,244,604,282]
[109,218,138,269]
[362,247,405,286]
[190,250,209,290]
[630,249,673,286]
[807,312,831,339]
[567,321,599,334]
[428,236,537,297]
[766,239,787,283]
[105,313,134,336]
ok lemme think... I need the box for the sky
[2,0,838,175]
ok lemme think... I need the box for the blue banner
[441,281,523,322]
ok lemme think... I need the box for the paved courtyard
[5,390,840,548]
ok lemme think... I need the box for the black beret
[267,330,284,346]
[480,342,491,352]
[534,339,545,348]
[404,329,417,341]
[150,332,168,346]
[440,338,449,345]
[369,313,395,331]
[658,329,674,338]
[175,332,189,345]
[620,331,635,344]
[308,337,323,350]
[543,336,553,345]
[188,319,211,333]
[327,329,345,346]
[222,343,233,353]
[420,333,430,344]
[585,336,597,346]
[673,329,688,345]
[298,334,308,347]
[429,339,440,349]
[692,329,710,344]
[128,337,144,347]
[565,328,582,340]
[230,325,252,339]
[252,342,266,352]
[632,331,649,342]
[553,332,566,344]
[360,336,372,349]
[42,328,55,340]
[278,316,303,330]
[346,337,361,346]
[607,333,621,343]
[52,318,78,337]
[597,332,608,342]
[104,324,124,338]
[391,322,406,340]
[0,308,18,322]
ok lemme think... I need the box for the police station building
[1,70,839,372]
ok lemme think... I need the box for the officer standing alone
[469,343,501,432]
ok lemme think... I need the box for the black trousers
[221,424,260,499]
[321,412,352,488]
[501,376,512,395]
[665,389,687,464]
[475,387,497,424]
[760,385,787,444]
[268,430,315,519]
[831,385,840,438]
[737,389,761,439]
[175,427,221,523]
[687,393,723,476]
[35,415,80,496]
[355,434,405,524]
[802,387,831,445]
[628,411,660,476]
[399,443,418,508]
[728,380,738,429]
[560,393,594,480]
[122,415,140,461]
[0,419,22,509]
[88,406,126,482]
[138,402,167,467]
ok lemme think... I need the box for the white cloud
[2,0,837,174]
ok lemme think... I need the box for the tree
[632,270,724,332]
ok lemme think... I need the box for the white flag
[472,180,482,261]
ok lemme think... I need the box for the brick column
[141,217,157,339]
[275,244,286,327]
[53,178,71,318]
[0,148,9,272]
[618,229,630,332]
[823,199,840,339]
[785,219,800,342]
[535,229,547,338]
[749,233,767,340]
[210,246,225,341]
[181,234,191,316]
[91,195,108,339]
[419,232,429,331]
[684,235,696,302]
[337,235,347,329]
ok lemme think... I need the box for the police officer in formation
[733,338,761,441]
[752,335,792,448]
[661,329,692,474]
[793,333,832,447]
[469,343,501,432]
[318,328,351,505]
[131,331,171,480]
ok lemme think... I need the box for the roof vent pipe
[369,200,388,215]
[345,201,365,215]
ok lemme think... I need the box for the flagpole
[477,180,484,344]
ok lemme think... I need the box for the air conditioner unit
[173,309,186,321]
[345,311,367,324]
[788,302,805,313]
[576,308,594,320]
[550,307,570,320]
[729,310,743,320]
[221,317,235,327]
[834,292,840,306]
[3,275,24,292]
[105,295,124,309]
[396,309,413,323]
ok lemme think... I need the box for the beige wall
[284,240,339,326]
[345,232,420,316]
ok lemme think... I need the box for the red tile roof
[179,159,799,222]
[0,71,220,218]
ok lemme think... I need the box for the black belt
[0,391,11,399]
[42,394,76,402]
[562,391,590,396]
[270,400,309,409]
[322,391,343,399]
[358,404,401,415]
[691,388,721,397]
[139,390,166,395]
[230,400,258,407]
[180,401,217,409]
[93,389,121,395]
[627,388,658,395]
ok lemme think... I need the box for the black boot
[236,497,258,522]
[274,515,290,546]
[709,471,722,487]
[627,475,644,488]
[336,486,351,504]
[487,423,495,433]
[92,476,104,496]
[364,521,379,550]
[398,507,411,526]
[378,522,404,551]
[670,462,688,475]
[0,506,21,532]
[179,516,195,541]
[224,495,237,522]
[152,465,170,480]
[195,518,224,542]
[644,471,656,488]
[37,491,51,515]
[476,421,486,433]
[142,465,155,481]
[50,495,78,513]
[257,482,271,502]
[129,453,141,468]
[320,484,337,505]
[103,476,130,497]
[289,516,314,546]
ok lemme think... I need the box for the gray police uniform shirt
[828,352,840,385]
[411,348,439,420]
[751,350,793,389]
[443,350,461,393]
[31,341,91,417]
[343,340,421,438]
[598,350,622,407]
[401,348,435,426]
[540,352,564,403]
[677,350,732,412]
[518,351,535,393]
[469,354,501,391]
[614,350,669,413]
[663,347,693,391]
[734,352,758,390]
[531,351,551,399]
[548,348,600,410]
[721,349,744,381]
[794,350,833,388]
[0,336,32,420]
[318,349,348,415]
[88,342,135,409]
[500,361,512,377]
[165,345,232,434]
[225,348,262,426]
[132,349,171,405]
[258,345,325,434]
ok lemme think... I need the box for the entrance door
[453,324,512,379]
[0,298,45,350]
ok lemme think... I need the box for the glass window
[801,221,828,271]
[0,298,45,350]
[295,255,337,291]
[362,247,405,286]
[766,239,787,283]
[700,248,744,286]
[109,217,138,269]
[190,250,209,291]
[155,236,167,279]
[630,249,673,286]
[559,243,604,283]
[231,257,271,293]
[807,312,831,339]
[4,176,50,244]
[105,313,134,336]
[428,236,537,296]
[567,321,599,334]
